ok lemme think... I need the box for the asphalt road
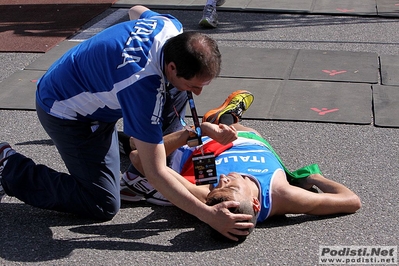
[0,7,398,266]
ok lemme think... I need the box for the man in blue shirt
[0,6,253,241]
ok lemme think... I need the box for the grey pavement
[0,6,399,266]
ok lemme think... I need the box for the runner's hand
[201,122,237,145]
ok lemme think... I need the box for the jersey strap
[237,132,322,182]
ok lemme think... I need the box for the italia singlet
[172,132,284,222]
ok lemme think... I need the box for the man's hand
[201,122,237,145]
[202,201,254,241]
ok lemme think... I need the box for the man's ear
[166,62,177,74]
[252,197,261,213]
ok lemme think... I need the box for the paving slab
[112,0,399,17]
[290,50,378,84]
[191,78,282,119]
[24,41,80,71]
[268,80,372,124]
[188,0,249,10]
[373,84,399,127]
[219,46,298,79]
[0,70,44,110]
[0,47,382,125]
[380,54,399,86]
[246,0,313,13]
[376,0,399,17]
[190,78,372,124]
[114,0,189,9]
[312,0,378,16]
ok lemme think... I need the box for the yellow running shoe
[202,90,254,124]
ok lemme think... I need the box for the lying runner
[120,91,361,241]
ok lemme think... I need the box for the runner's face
[207,172,254,202]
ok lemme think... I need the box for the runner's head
[205,173,260,242]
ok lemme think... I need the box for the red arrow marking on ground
[336,8,355,12]
[322,70,347,76]
[311,108,339,115]
[31,79,38,83]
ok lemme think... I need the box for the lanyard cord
[186,91,203,146]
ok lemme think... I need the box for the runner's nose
[220,174,230,184]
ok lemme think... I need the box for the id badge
[192,152,218,185]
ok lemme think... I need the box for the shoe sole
[216,0,226,6]
[120,185,144,202]
[199,19,217,28]
[121,174,172,206]
[202,90,254,124]
[146,197,174,206]
[120,193,143,202]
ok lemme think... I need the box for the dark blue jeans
[1,88,187,220]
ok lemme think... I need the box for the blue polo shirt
[36,10,183,144]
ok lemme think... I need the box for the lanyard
[186,91,202,145]
[174,91,203,150]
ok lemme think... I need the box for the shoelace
[203,5,216,18]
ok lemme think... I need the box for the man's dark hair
[206,195,257,242]
[163,31,221,80]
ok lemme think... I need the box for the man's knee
[93,198,120,221]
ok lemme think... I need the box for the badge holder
[183,92,218,185]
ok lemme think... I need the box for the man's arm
[166,166,211,202]
[271,173,361,216]
[128,5,149,20]
[130,129,210,202]
[133,138,253,241]
[129,122,237,202]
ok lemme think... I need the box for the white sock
[206,0,217,7]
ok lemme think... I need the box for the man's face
[165,62,212,95]
[170,74,211,96]
[206,172,255,202]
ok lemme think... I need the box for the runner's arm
[271,173,361,216]
[130,121,237,168]
[130,122,237,201]
[163,122,237,155]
